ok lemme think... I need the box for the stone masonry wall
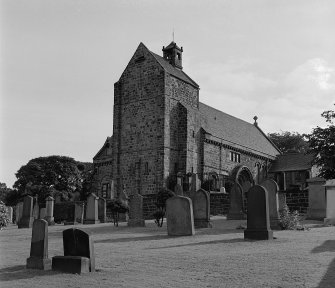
[210,192,230,215]
[285,188,309,214]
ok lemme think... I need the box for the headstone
[98,198,107,223]
[261,179,280,230]
[52,228,95,274]
[7,206,13,223]
[39,208,46,220]
[174,183,184,196]
[26,219,51,270]
[192,189,211,228]
[15,202,23,224]
[84,193,100,224]
[166,196,195,236]
[45,196,55,225]
[18,196,34,228]
[220,187,227,194]
[227,183,246,220]
[324,180,335,225]
[33,196,39,219]
[128,193,145,227]
[244,185,273,240]
[306,177,326,220]
[74,202,85,224]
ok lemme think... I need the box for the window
[230,151,241,163]
[101,183,110,198]
[144,162,149,174]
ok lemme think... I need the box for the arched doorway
[231,165,254,195]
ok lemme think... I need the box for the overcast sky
[1,0,334,188]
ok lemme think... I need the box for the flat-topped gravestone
[52,228,95,274]
[15,202,23,224]
[166,196,195,236]
[261,179,280,230]
[128,193,145,227]
[244,185,273,240]
[26,219,51,270]
[75,202,85,224]
[33,196,39,219]
[84,193,100,224]
[7,206,13,223]
[192,189,211,228]
[18,196,34,229]
[39,208,46,220]
[98,198,107,223]
[324,180,335,225]
[306,177,326,220]
[227,183,246,220]
[45,196,55,225]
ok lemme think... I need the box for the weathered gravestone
[18,196,34,229]
[26,219,51,270]
[7,206,13,223]
[33,196,39,220]
[227,183,246,220]
[84,193,100,224]
[192,189,211,228]
[45,196,55,225]
[52,228,95,274]
[15,202,23,225]
[98,198,107,223]
[75,202,85,224]
[324,180,335,225]
[39,208,46,220]
[261,179,280,230]
[166,196,195,236]
[244,185,273,240]
[128,193,145,227]
[174,174,184,196]
[306,177,326,220]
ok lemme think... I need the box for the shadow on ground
[311,240,335,288]
[0,265,59,282]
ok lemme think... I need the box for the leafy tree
[306,107,335,180]
[13,156,83,202]
[268,131,309,153]
[0,183,12,203]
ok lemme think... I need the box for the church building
[92,41,281,202]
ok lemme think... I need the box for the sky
[1,0,335,188]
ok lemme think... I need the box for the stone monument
[84,193,100,224]
[45,196,55,225]
[227,183,245,220]
[260,179,280,230]
[192,189,211,228]
[128,193,145,227]
[18,196,34,229]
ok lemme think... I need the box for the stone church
[92,41,281,202]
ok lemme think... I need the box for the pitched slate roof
[93,136,113,161]
[149,51,199,88]
[199,102,281,158]
[269,152,314,172]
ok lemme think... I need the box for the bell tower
[162,41,183,69]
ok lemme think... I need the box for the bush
[0,202,10,230]
[153,188,175,227]
[279,205,304,230]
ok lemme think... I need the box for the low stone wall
[210,192,230,216]
[285,188,309,214]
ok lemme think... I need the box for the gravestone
[52,228,95,274]
[98,198,107,223]
[128,193,145,227]
[227,183,246,220]
[278,191,287,213]
[15,202,23,224]
[26,219,51,270]
[39,208,46,220]
[84,193,100,224]
[189,173,201,197]
[192,189,211,228]
[7,206,13,223]
[244,185,273,240]
[174,174,184,196]
[18,196,34,229]
[33,196,39,219]
[324,180,335,225]
[261,179,280,230]
[166,196,195,236]
[220,187,227,194]
[306,177,326,220]
[45,196,55,225]
[75,202,85,224]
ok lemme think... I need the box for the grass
[0,217,334,288]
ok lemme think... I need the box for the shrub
[0,201,10,230]
[153,188,175,227]
[279,204,303,230]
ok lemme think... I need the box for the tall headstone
[324,180,335,225]
[192,189,211,228]
[306,177,326,220]
[128,193,145,227]
[26,219,51,270]
[174,174,184,196]
[15,202,23,224]
[18,196,34,229]
[52,228,95,274]
[244,185,273,240]
[278,191,287,213]
[45,196,55,225]
[39,208,46,220]
[74,202,85,224]
[166,196,195,236]
[7,206,13,223]
[84,193,100,224]
[261,179,280,230]
[98,198,107,223]
[33,196,39,219]
[227,183,246,220]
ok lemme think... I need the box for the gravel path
[0,217,334,288]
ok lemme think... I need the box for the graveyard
[0,216,334,288]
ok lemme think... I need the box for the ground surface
[0,217,334,288]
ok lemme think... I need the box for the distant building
[92,41,281,200]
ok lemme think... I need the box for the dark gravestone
[18,196,34,229]
[98,198,107,223]
[192,189,211,228]
[166,196,195,236]
[261,179,280,230]
[128,193,145,227]
[227,183,246,220]
[26,219,51,270]
[244,185,273,240]
[52,228,95,273]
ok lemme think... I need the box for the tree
[13,156,83,202]
[0,182,20,206]
[306,107,335,180]
[268,131,309,153]
[0,183,12,203]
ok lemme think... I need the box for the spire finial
[253,116,258,126]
